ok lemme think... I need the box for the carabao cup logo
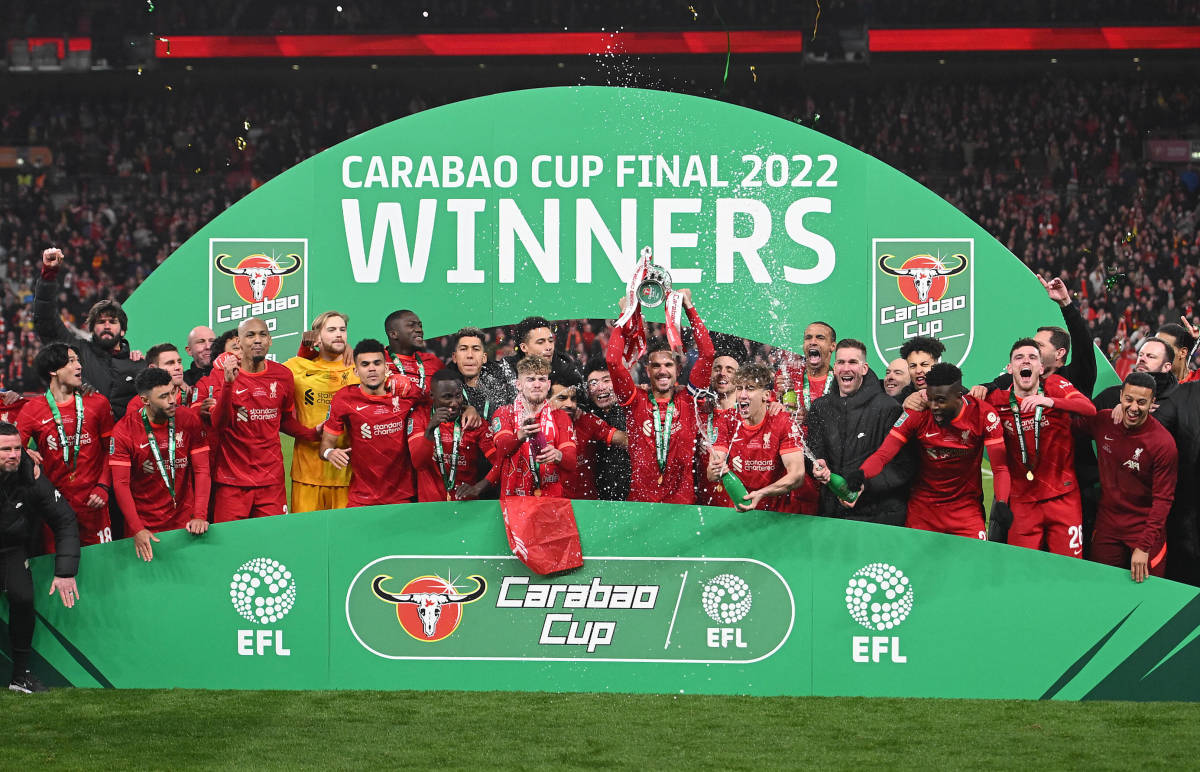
[372,574,487,642]
[214,252,302,304]
[871,238,974,367]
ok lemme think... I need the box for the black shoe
[8,670,48,694]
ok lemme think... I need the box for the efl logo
[230,557,296,656]
[845,562,914,664]
[871,238,974,368]
[372,574,487,642]
[209,238,308,343]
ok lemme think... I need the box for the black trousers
[0,546,34,673]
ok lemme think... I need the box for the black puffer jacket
[0,452,80,577]
[805,372,916,525]
[34,273,146,418]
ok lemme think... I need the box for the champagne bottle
[827,472,860,503]
[720,470,751,507]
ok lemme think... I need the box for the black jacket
[479,351,583,407]
[34,274,146,418]
[805,372,916,525]
[0,452,80,577]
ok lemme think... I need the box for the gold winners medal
[534,489,543,497]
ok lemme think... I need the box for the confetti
[236,137,247,151]
[146,0,155,12]
[136,66,143,76]
[711,2,732,91]
[158,37,171,55]
[244,120,251,131]
[1104,269,1127,293]
[749,65,757,83]
[194,168,202,174]
[688,5,698,20]
[165,85,173,91]
[812,0,821,41]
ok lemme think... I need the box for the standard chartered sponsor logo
[845,563,913,632]
[701,574,752,624]
[230,557,297,625]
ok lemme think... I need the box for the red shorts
[906,499,985,540]
[213,483,288,523]
[68,493,113,547]
[1010,490,1083,558]
[1090,529,1166,577]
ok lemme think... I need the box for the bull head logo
[878,253,967,303]
[372,574,487,639]
[215,253,302,303]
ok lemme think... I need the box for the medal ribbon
[45,391,83,468]
[464,387,490,420]
[431,410,462,495]
[141,408,176,502]
[1008,386,1043,480]
[393,354,426,390]
[801,369,831,410]
[652,399,675,471]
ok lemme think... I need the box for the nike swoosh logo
[924,431,939,438]
[1104,435,1114,441]
[40,417,54,424]
[355,405,369,411]
[138,442,150,449]
[235,388,248,395]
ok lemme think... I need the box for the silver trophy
[636,246,672,308]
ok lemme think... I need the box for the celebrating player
[900,336,944,396]
[606,290,714,504]
[1084,372,1177,582]
[449,327,494,420]
[849,362,1010,539]
[883,357,911,399]
[284,311,358,513]
[706,363,805,511]
[582,356,631,501]
[777,322,837,412]
[987,338,1096,556]
[409,369,494,502]
[546,377,626,500]
[489,356,576,498]
[211,318,319,521]
[17,343,115,546]
[322,339,422,507]
[384,309,443,395]
[109,367,210,562]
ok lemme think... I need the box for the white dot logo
[230,557,296,625]
[845,563,913,631]
[701,574,752,624]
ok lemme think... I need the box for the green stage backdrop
[122,86,1117,392]
[16,502,1200,700]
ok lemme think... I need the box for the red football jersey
[863,395,1008,508]
[325,383,420,506]
[408,409,494,502]
[110,407,209,532]
[212,361,298,488]
[17,392,114,508]
[697,407,737,507]
[712,410,803,512]
[988,374,1088,503]
[564,411,618,500]
[489,404,576,498]
[620,391,700,504]
[0,395,30,426]
[387,351,443,396]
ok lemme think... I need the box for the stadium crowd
[1,69,1197,389]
